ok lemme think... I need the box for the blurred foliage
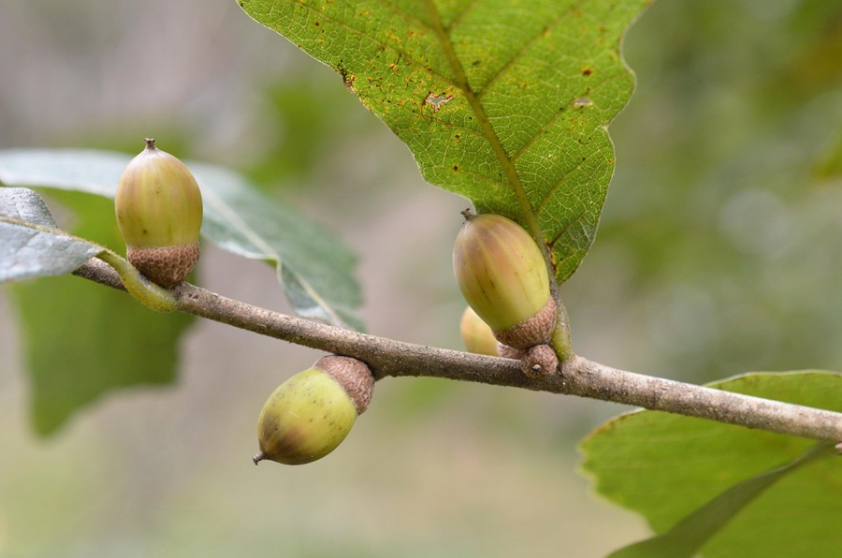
[568,0,842,383]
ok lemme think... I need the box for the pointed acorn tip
[144,137,157,150]
[460,208,474,222]
[253,451,265,465]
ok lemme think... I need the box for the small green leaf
[240,0,649,282]
[0,187,102,282]
[580,371,842,558]
[8,192,195,436]
[0,148,363,330]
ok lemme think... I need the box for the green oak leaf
[239,0,650,282]
[580,371,842,558]
[8,192,195,436]
[0,148,363,330]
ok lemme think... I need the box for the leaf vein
[286,0,458,88]
[201,186,343,327]
[444,0,482,33]
[475,0,586,99]
[537,148,605,215]
[511,74,615,164]
[423,0,542,242]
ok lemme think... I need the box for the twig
[74,259,842,443]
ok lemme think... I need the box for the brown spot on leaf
[424,92,453,111]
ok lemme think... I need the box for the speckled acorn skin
[115,138,203,287]
[254,356,374,466]
[453,211,557,349]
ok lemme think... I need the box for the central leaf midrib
[201,183,344,328]
[422,0,541,242]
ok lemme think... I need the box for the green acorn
[254,356,374,466]
[460,306,498,356]
[115,138,203,287]
[453,210,557,349]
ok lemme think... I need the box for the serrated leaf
[0,148,364,330]
[580,372,842,558]
[8,192,195,436]
[0,187,103,282]
[240,0,649,283]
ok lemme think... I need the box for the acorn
[254,356,374,466]
[521,344,559,378]
[453,210,557,349]
[115,138,203,287]
[460,306,498,356]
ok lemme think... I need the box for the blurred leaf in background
[568,0,842,384]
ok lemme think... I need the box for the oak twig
[74,258,842,444]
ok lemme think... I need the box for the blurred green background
[1,0,841,556]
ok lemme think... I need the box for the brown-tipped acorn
[115,138,203,287]
[254,356,374,466]
[460,306,499,356]
[453,210,557,349]
[521,344,559,378]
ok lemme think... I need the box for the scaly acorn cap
[253,356,374,466]
[453,210,557,349]
[115,138,203,287]
[521,344,559,378]
[496,342,525,360]
[492,297,557,350]
[460,306,499,356]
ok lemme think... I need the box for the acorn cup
[453,210,557,350]
[521,344,559,378]
[254,356,374,466]
[115,138,203,287]
[497,342,525,360]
